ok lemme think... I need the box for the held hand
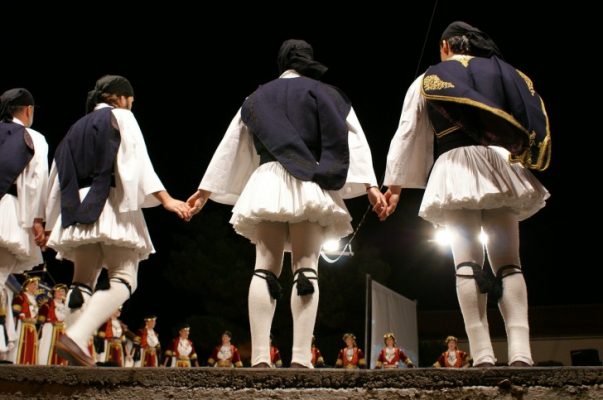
[42,231,51,249]
[153,191,193,221]
[383,188,400,220]
[186,189,211,218]
[162,197,192,221]
[366,187,387,219]
[31,220,45,248]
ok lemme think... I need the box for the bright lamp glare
[322,239,340,252]
[434,228,452,246]
[479,230,489,245]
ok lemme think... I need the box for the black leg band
[293,268,317,296]
[254,269,282,300]
[110,278,132,297]
[456,262,496,295]
[68,282,93,309]
[455,262,522,302]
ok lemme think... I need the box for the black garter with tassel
[293,268,317,296]
[254,269,282,300]
[68,282,92,309]
[456,262,522,302]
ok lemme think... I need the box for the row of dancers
[0,20,550,368]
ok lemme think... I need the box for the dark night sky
[2,3,595,362]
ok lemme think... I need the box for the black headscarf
[441,21,502,59]
[277,39,328,79]
[0,88,35,122]
[86,75,135,113]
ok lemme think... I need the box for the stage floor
[1,366,602,399]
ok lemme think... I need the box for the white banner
[370,279,418,368]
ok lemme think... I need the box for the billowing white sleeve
[338,107,379,199]
[198,109,259,205]
[16,129,48,228]
[384,75,434,188]
[45,161,60,230]
[112,109,165,211]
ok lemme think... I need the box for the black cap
[441,21,502,58]
[0,88,34,121]
[86,75,134,113]
[0,88,34,106]
[94,75,134,98]
[277,39,327,79]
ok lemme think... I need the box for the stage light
[320,239,354,263]
[434,228,452,246]
[479,230,489,245]
[322,239,340,253]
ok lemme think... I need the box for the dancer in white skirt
[0,88,48,294]
[188,39,386,368]
[383,22,551,367]
[0,88,48,360]
[46,75,191,366]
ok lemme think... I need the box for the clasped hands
[367,186,401,221]
[186,189,211,219]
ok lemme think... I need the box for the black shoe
[473,362,495,368]
[509,361,531,367]
[56,335,95,367]
[96,361,120,367]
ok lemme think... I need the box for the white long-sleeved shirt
[11,117,49,227]
[383,74,434,189]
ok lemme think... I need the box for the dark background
[2,3,593,365]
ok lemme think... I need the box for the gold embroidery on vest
[423,75,455,91]
[516,69,535,96]
[451,55,473,68]
[435,125,461,138]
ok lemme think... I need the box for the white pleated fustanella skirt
[420,146,550,225]
[0,194,43,272]
[230,161,353,247]
[46,187,155,262]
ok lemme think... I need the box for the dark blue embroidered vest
[241,77,351,190]
[423,55,551,170]
[54,107,121,228]
[0,122,34,199]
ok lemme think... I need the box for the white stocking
[66,280,130,354]
[66,244,138,354]
[483,208,532,365]
[249,222,286,367]
[289,221,324,368]
[65,244,103,326]
[445,209,496,365]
